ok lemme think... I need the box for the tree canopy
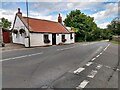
[106,19,120,35]
[64,10,98,41]
[0,17,11,29]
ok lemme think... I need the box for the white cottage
[12,8,75,47]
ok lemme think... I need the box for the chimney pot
[58,13,62,23]
[17,8,22,16]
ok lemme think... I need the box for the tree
[106,17,120,35]
[0,17,11,29]
[64,10,98,41]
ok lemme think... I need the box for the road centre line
[96,55,100,58]
[0,52,43,62]
[74,67,85,74]
[91,58,96,61]
[86,62,93,66]
[104,44,110,51]
[91,43,110,61]
[57,42,99,51]
[76,80,89,89]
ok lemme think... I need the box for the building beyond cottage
[12,8,75,47]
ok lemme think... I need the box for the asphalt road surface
[2,41,119,89]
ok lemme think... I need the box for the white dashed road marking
[96,55,100,58]
[1,52,43,62]
[87,70,98,78]
[76,80,89,89]
[100,52,103,55]
[104,44,110,51]
[91,58,96,61]
[117,69,120,71]
[86,62,93,66]
[105,66,111,69]
[76,43,110,89]
[74,67,85,74]
[96,64,103,70]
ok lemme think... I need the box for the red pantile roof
[22,17,70,33]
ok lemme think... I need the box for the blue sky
[0,1,119,28]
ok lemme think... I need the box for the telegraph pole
[26,0,30,47]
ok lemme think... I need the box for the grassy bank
[111,41,120,44]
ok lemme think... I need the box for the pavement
[1,41,119,89]
[0,43,26,51]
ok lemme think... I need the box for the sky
[0,0,119,29]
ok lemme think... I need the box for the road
[2,41,119,89]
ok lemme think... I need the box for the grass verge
[111,41,120,44]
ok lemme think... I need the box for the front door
[52,33,56,45]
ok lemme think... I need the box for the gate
[2,30,10,43]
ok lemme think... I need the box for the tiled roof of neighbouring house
[22,17,70,33]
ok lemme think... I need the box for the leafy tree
[64,10,98,41]
[0,17,11,29]
[106,19,120,35]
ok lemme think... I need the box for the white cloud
[89,2,118,28]
[98,22,110,28]
[29,10,66,22]
[1,2,118,29]
[90,3,118,21]
[30,2,103,15]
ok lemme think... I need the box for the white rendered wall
[12,16,29,45]
[30,33,52,47]
[56,34,62,45]
[56,33,75,44]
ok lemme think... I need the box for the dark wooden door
[52,33,56,45]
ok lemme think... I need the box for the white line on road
[117,69,120,71]
[105,66,111,69]
[76,80,89,89]
[91,58,96,61]
[87,70,98,78]
[86,62,93,66]
[96,64,103,70]
[104,44,110,51]
[74,67,85,74]
[96,54,100,58]
[0,52,43,62]
[99,52,103,55]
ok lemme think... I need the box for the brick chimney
[16,8,22,16]
[58,13,62,23]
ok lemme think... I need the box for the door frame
[52,33,56,45]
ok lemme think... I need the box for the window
[44,34,50,43]
[62,34,66,42]
[70,33,73,39]
[44,34,49,40]
[62,34,65,40]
